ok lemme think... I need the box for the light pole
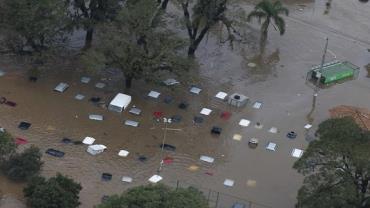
[157,117,171,174]
[306,37,329,125]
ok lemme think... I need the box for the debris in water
[75,94,85,100]
[101,173,112,181]
[81,77,91,84]
[211,126,222,135]
[54,82,69,93]
[46,149,65,157]
[215,91,228,100]
[291,148,304,158]
[163,78,179,86]
[148,90,161,99]
[188,165,199,171]
[190,86,202,94]
[95,82,106,89]
[118,150,129,157]
[15,138,28,145]
[200,108,212,115]
[148,175,162,183]
[266,142,277,151]
[121,176,133,183]
[268,127,278,133]
[200,155,214,163]
[18,122,31,130]
[239,119,250,127]
[223,179,235,187]
[160,144,176,151]
[232,134,242,141]
[220,111,231,120]
[82,137,95,145]
[287,131,297,139]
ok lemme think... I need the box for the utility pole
[306,37,329,125]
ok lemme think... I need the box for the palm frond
[247,11,267,23]
[274,16,285,35]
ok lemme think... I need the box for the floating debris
[54,83,69,93]
[81,77,91,84]
[163,78,179,86]
[287,131,297,139]
[124,120,139,127]
[89,114,104,121]
[95,82,106,89]
[75,94,85,100]
[129,107,142,115]
[87,144,107,155]
[188,165,199,171]
[252,101,263,109]
[118,150,129,157]
[148,91,161,99]
[232,134,242,141]
[239,119,250,127]
[148,175,163,183]
[211,126,222,135]
[101,173,112,181]
[193,116,204,124]
[82,137,95,145]
[108,93,132,113]
[248,138,259,149]
[190,86,202,94]
[121,176,133,183]
[304,124,312,129]
[266,142,277,151]
[178,101,189,110]
[223,179,235,187]
[215,92,228,100]
[291,148,304,158]
[200,108,212,116]
[160,143,176,151]
[46,149,65,158]
[18,122,31,130]
[15,138,28,145]
[200,155,214,163]
[268,127,278,134]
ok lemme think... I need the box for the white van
[108,93,131,112]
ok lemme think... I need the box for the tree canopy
[0,131,16,163]
[247,0,288,45]
[2,146,43,181]
[293,117,370,208]
[82,0,193,89]
[67,0,124,48]
[24,173,82,208]
[98,184,209,208]
[0,0,71,54]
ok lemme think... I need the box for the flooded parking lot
[1,0,370,207]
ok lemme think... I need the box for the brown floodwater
[1,0,370,208]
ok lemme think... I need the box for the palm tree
[247,0,289,43]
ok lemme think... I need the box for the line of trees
[0,0,289,88]
[0,130,82,208]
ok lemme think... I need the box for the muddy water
[1,0,370,208]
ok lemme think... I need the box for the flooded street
[1,0,370,207]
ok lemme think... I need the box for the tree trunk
[84,27,94,49]
[125,75,133,89]
[188,44,197,57]
[161,0,170,10]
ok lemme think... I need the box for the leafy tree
[179,0,236,56]
[82,0,193,89]
[293,117,370,208]
[98,184,209,208]
[247,0,288,45]
[0,0,71,54]
[2,146,43,181]
[67,0,124,49]
[24,173,82,208]
[0,131,16,163]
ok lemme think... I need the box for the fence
[166,180,272,208]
